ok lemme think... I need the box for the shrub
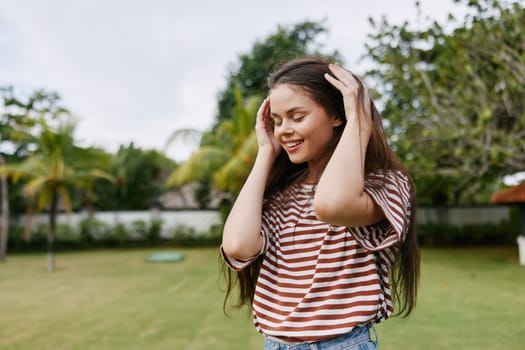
[417,219,519,246]
[148,218,163,243]
[56,223,78,241]
[79,217,111,242]
[170,223,222,247]
[9,223,48,251]
[107,223,129,244]
[131,220,148,240]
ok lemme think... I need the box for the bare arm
[314,63,384,227]
[221,97,281,260]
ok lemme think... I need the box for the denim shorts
[263,324,378,350]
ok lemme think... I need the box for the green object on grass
[145,251,184,263]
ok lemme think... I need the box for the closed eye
[271,116,282,126]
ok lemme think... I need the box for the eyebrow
[270,106,305,117]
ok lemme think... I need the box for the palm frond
[165,146,230,188]
[23,176,51,197]
[0,157,47,181]
[35,187,52,211]
[88,169,116,183]
[57,187,73,214]
[164,128,203,150]
[213,133,258,193]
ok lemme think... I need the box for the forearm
[320,113,367,195]
[314,114,378,226]
[222,150,274,259]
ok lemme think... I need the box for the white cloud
[0,0,468,162]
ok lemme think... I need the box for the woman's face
[269,84,342,170]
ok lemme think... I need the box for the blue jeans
[263,324,378,350]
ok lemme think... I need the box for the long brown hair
[222,57,420,317]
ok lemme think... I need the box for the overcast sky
[0,0,467,161]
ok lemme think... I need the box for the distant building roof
[154,183,230,210]
[491,182,525,204]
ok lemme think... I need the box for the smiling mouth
[284,140,303,151]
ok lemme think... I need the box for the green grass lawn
[1,246,524,349]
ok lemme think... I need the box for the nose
[274,119,293,137]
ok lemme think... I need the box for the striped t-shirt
[222,171,412,343]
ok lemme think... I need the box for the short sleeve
[350,171,412,252]
[220,207,272,271]
[220,246,261,271]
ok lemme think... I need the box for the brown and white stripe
[222,171,412,343]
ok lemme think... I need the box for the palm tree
[3,117,113,271]
[165,87,260,196]
[0,154,8,261]
[1,87,70,261]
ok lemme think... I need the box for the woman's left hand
[315,63,382,228]
[324,63,372,138]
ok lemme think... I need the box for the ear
[332,117,343,127]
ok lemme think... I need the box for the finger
[263,98,271,127]
[256,97,270,125]
[324,72,347,91]
[328,63,352,80]
[328,63,359,89]
[260,98,274,131]
[257,97,269,116]
[325,73,356,96]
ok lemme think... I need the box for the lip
[282,140,303,153]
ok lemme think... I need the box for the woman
[221,57,420,349]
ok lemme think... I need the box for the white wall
[11,206,513,237]
[11,210,222,238]
[416,206,511,226]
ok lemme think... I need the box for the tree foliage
[1,87,74,261]
[1,87,69,159]
[168,21,343,204]
[1,88,69,213]
[365,0,525,205]
[166,85,258,195]
[2,115,113,270]
[215,20,342,126]
[93,143,176,210]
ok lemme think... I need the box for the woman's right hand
[254,97,281,158]
[222,97,278,260]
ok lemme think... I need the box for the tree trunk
[518,203,525,236]
[47,189,58,272]
[23,204,34,241]
[85,196,95,241]
[0,154,9,262]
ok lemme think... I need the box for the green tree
[365,0,525,205]
[2,117,113,271]
[0,87,69,261]
[93,143,176,211]
[167,20,342,206]
[0,87,67,158]
[0,154,7,261]
[216,20,341,126]
[166,86,258,196]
